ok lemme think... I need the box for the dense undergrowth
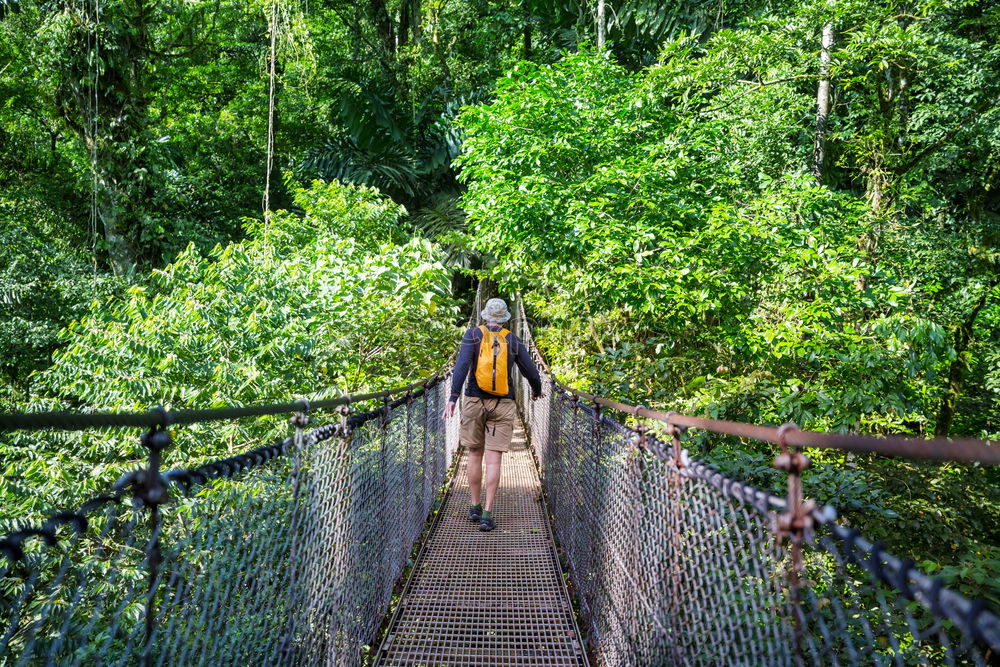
[0,180,460,528]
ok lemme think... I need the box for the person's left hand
[442,401,456,421]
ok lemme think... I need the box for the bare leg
[467,448,484,506]
[484,450,503,511]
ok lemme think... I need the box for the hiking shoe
[468,506,482,522]
[479,515,496,532]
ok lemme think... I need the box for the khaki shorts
[460,397,516,452]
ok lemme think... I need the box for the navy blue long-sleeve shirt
[449,324,543,403]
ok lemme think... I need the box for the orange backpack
[475,326,510,396]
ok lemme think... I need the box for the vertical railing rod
[379,395,392,597]
[421,381,431,509]
[137,407,171,667]
[326,403,353,664]
[588,401,602,631]
[280,398,310,661]
[404,391,414,531]
[630,414,648,660]
[569,394,580,575]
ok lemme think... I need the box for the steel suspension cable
[0,374,445,432]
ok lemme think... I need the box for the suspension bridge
[1,286,999,666]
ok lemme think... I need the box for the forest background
[1,0,998,608]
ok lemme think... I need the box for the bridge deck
[375,424,588,666]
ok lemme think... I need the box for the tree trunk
[264,71,284,214]
[96,178,134,276]
[83,0,151,273]
[865,164,893,216]
[399,0,411,47]
[812,22,834,182]
[596,0,606,48]
[264,0,280,219]
[412,0,421,44]
[934,281,998,437]
[522,0,531,59]
[369,0,395,55]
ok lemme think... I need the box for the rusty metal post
[773,422,815,666]
[589,402,602,598]
[552,385,565,490]
[664,411,687,470]
[421,382,431,508]
[634,418,649,451]
[379,395,392,580]
[630,408,649,647]
[568,394,585,574]
[404,391,415,524]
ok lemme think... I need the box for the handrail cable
[0,374,445,432]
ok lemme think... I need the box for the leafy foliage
[297,83,488,205]
[0,180,459,524]
[410,193,478,268]
[2,0,999,626]
[458,49,953,432]
[0,190,121,410]
[455,3,1000,603]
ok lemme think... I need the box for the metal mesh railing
[5,283,1000,666]
[1,378,459,666]
[511,298,1000,666]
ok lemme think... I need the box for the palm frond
[410,195,477,268]
[298,137,421,197]
[411,195,466,238]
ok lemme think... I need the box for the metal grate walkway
[375,423,588,666]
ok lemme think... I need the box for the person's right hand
[442,401,456,422]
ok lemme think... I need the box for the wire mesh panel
[5,288,1000,667]
[1,378,458,666]
[153,462,298,666]
[512,298,1000,666]
[1,500,152,666]
[518,388,791,665]
[796,522,1000,666]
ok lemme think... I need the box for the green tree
[454,9,1000,599]
[0,180,459,522]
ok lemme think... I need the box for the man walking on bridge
[443,297,543,532]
